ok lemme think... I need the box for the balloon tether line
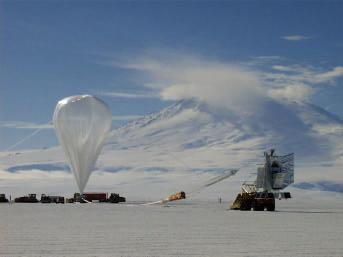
[5,121,52,151]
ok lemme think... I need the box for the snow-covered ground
[1,198,343,257]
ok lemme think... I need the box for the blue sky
[1,0,343,150]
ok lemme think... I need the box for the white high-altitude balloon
[53,95,112,193]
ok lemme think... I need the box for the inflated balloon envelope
[53,95,112,194]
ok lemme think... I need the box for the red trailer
[83,192,107,202]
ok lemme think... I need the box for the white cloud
[0,116,144,131]
[272,65,297,72]
[282,35,311,41]
[99,91,158,99]
[253,56,282,60]
[267,65,343,85]
[247,56,284,66]
[0,121,53,130]
[112,115,143,121]
[108,52,343,109]
[314,66,343,83]
[268,83,313,102]
[112,55,266,114]
[263,64,343,101]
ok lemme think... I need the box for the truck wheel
[252,202,263,211]
[266,203,275,211]
[240,203,251,211]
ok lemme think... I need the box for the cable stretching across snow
[187,169,239,196]
[142,169,239,205]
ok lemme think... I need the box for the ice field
[1,196,343,257]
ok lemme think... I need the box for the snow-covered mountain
[1,98,343,197]
[102,98,343,196]
[107,98,343,163]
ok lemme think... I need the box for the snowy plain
[1,197,343,257]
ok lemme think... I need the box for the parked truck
[40,194,65,204]
[107,193,126,203]
[15,194,39,203]
[0,194,9,203]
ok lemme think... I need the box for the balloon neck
[79,192,84,203]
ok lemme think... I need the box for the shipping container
[83,192,108,202]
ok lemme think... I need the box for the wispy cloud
[0,117,143,131]
[112,115,143,121]
[314,66,343,83]
[0,121,53,130]
[265,65,343,101]
[106,52,343,109]
[253,56,282,60]
[111,54,265,114]
[99,91,158,99]
[245,56,285,67]
[268,83,314,102]
[282,35,311,41]
[268,65,343,84]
